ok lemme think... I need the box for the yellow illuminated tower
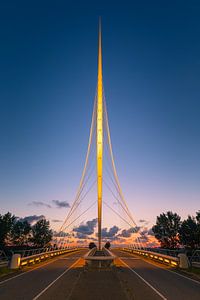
[97,19,103,250]
[58,20,140,251]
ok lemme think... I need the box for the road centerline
[118,257,167,300]
[32,258,81,300]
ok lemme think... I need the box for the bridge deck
[0,249,200,300]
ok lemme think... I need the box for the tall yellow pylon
[97,19,103,250]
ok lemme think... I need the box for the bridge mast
[97,19,103,250]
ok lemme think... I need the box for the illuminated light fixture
[97,18,103,250]
[171,261,178,266]
[17,257,21,266]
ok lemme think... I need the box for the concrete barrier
[10,254,21,269]
[84,247,115,268]
[178,253,190,269]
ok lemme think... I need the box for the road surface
[0,248,200,299]
[113,249,200,300]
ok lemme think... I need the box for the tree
[104,241,111,249]
[32,219,52,247]
[89,242,96,249]
[11,220,31,246]
[179,213,200,249]
[0,212,16,246]
[152,211,181,248]
[196,210,200,224]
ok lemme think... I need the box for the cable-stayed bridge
[55,19,142,252]
[1,21,200,300]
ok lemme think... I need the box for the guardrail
[10,247,84,269]
[189,250,200,268]
[0,260,8,268]
[121,248,179,268]
[11,246,58,258]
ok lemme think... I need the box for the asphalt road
[0,248,200,300]
[0,249,87,300]
[113,249,200,300]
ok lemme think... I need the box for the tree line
[0,212,52,248]
[152,210,200,249]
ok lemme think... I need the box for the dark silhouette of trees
[89,242,96,249]
[152,211,181,248]
[0,212,53,248]
[104,241,111,249]
[11,220,31,246]
[179,213,200,249]
[0,212,16,246]
[31,219,52,247]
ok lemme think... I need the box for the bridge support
[84,248,115,268]
[10,254,21,269]
[178,253,190,269]
[97,18,103,250]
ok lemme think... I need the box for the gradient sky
[0,1,200,231]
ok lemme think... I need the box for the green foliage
[152,211,181,248]
[0,212,16,246]
[179,213,200,249]
[31,219,53,247]
[11,220,31,246]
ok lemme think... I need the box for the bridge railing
[120,247,179,267]
[121,246,200,269]
[0,249,9,268]
[189,249,200,268]
[11,245,72,258]
[142,247,184,258]
[10,246,85,269]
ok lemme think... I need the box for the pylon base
[84,248,115,268]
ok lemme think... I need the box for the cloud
[75,232,88,239]
[73,218,98,237]
[52,200,70,208]
[119,226,140,238]
[20,215,45,224]
[28,201,51,208]
[140,227,154,237]
[139,219,146,223]
[101,226,120,238]
[51,219,62,223]
[53,231,70,237]
[147,228,154,236]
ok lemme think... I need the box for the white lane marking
[60,257,80,260]
[119,257,140,260]
[118,258,167,300]
[117,250,200,286]
[32,258,81,300]
[0,250,83,286]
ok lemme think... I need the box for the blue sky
[0,1,200,230]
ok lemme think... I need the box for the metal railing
[11,245,71,258]
[121,247,179,267]
[0,249,9,268]
[189,250,200,268]
[10,246,85,269]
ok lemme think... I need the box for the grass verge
[0,267,17,278]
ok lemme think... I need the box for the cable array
[55,93,144,248]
